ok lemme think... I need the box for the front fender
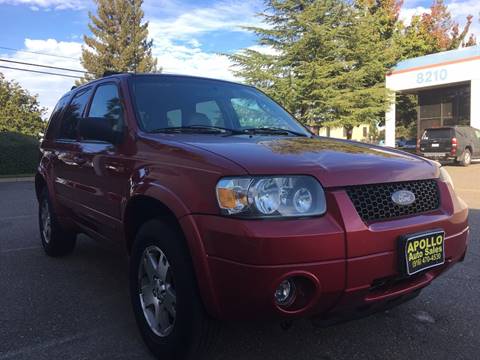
[127,178,191,219]
[126,175,221,318]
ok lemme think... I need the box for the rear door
[420,128,453,155]
[53,87,94,209]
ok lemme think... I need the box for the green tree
[229,0,400,137]
[80,0,158,83]
[396,0,475,59]
[0,73,46,137]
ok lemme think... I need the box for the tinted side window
[59,88,93,139]
[46,95,69,139]
[88,84,123,131]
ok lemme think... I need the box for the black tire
[129,219,217,360]
[38,188,76,257]
[460,148,472,167]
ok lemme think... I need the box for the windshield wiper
[150,125,309,137]
[150,125,242,134]
[233,127,309,137]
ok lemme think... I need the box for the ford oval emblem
[391,190,416,206]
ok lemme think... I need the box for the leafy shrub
[0,131,39,175]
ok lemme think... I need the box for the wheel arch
[123,191,221,318]
[123,195,181,254]
[35,172,47,200]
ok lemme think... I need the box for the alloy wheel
[40,198,51,244]
[464,150,471,165]
[138,245,176,337]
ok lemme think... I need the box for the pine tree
[229,0,400,136]
[79,0,158,83]
[228,1,312,120]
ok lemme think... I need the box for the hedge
[0,132,40,175]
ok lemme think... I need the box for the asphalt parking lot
[0,165,478,360]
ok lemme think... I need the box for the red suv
[36,74,469,359]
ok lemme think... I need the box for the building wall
[385,46,480,146]
[472,79,480,130]
[317,124,370,141]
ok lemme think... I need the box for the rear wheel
[38,188,76,257]
[129,219,217,360]
[459,148,472,167]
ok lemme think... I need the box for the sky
[0,0,479,117]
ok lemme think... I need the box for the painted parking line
[0,331,99,359]
[0,214,35,221]
[1,246,41,254]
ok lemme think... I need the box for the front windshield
[129,75,310,136]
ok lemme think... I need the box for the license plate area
[423,152,447,158]
[399,230,445,276]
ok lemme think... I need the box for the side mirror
[78,117,124,145]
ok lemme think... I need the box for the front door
[72,82,130,240]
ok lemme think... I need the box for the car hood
[162,135,439,188]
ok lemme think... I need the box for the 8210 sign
[416,68,448,84]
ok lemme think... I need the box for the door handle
[104,162,125,173]
[72,155,87,166]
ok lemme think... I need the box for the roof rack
[102,70,124,77]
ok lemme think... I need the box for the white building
[385,45,480,147]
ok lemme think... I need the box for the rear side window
[46,95,69,139]
[422,128,453,140]
[87,84,124,131]
[59,87,93,140]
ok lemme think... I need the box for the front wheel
[39,188,76,257]
[129,219,217,360]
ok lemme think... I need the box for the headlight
[216,176,326,218]
[439,167,454,189]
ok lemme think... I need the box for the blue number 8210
[416,69,447,84]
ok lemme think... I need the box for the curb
[0,177,35,183]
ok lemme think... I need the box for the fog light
[274,279,296,306]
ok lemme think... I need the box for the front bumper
[180,181,469,320]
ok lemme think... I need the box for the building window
[418,84,470,135]
[363,126,368,138]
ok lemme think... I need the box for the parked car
[36,74,469,360]
[398,138,418,154]
[419,126,480,166]
[395,137,406,148]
